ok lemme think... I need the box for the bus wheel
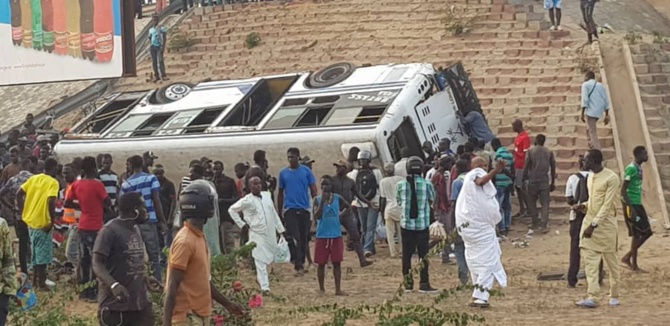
[305,62,356,88]
[155,82,195,104]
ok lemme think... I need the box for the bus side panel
[414,90,468,153]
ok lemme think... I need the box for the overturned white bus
[53,62,484,182]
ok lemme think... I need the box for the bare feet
[318,289,326,295]
[335,290,348,296]
[621,256,634,270]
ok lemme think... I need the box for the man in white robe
[455,156,507,307]
[229,177,285,293]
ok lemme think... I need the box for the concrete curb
[622,41,670,229]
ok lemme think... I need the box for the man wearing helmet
[348,150,383,257]
[396,156,438,294]
[163,183,245,325]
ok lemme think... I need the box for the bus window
[295,106,333,127]
[184,108,226,134]
[312,95,340,104]
[264,107,307,129]
[108,115,152,134]
[325,106,386,126]
[131,113,174,137]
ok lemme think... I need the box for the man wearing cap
[379,162,403,258]
[11,137,32,160]
[142,151,158,174]
[348,150,383,257]
[32,135,50,158]
[301,156,315,170]
[332,160,373,267]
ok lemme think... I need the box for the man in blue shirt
[450,157,471,285]
[149,15,168,83]
[462,111,495,145]
[313,175,351,296]
[581,70,610,150]
[278,147,317,275]
[120,155,167,281]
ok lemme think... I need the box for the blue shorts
[29,228,53,266]
[544,0,562,9]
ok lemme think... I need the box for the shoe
[469,299,490,308]
[419,284,439,294]
[45,279,56,289]
[609,298,620,306]
[557,25,563,31]
[575,298,598,308]
[360,261,373,268]
[549,25,556,31]
[364,251,373,258]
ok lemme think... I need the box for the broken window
[131,113,173,137]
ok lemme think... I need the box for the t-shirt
[66,179,108,231]
[149,25,167,47]
[394,158,408,178]
[120,173,160,222]
[213,175,238,222]
[494,147,514,187]
[314,195,343,238]
[93,219,149,312]
[20,174,59,229]
[279,165,316,210]
[565,171,591,221]
[166,221,212,323]
[450,174,466,201]
[624,163,643,205]
[98,170,119,206]
[464,111,495,144]
[347,168,384,207]
[158,178,176,222]
[513,131,531,169]
[379,176,403,220]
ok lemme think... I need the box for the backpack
[356,169,378,200]
[574,173,589,204]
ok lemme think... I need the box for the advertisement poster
[0,0,123,86]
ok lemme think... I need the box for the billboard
[0,0,132,86]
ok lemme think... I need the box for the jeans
[66,225,80,265]
[496,185,512,232]
[15,219,30,273]
[139,223,162,282]
[527,182,550,228]
[401,228,430,289]
[284,209,311,271]
[150,45,166,80]
[98,304,154,326]
[580,0,598,42]
[220,221,236,254]
[0,294,9,326]
[78,230,98,300]
[340,212,366,264]
[358,206,379,254]
[454,240,469,285]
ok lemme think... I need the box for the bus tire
[155,82,195,104]
[305,62,356,88]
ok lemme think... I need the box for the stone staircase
[113,0,616,211]
[629,42,670,216]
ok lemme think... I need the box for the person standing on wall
[149,14,168,83]
[544,0,563,30]
[581,71,610,150]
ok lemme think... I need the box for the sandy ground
[648,0,670,22]
[50,215,670,325]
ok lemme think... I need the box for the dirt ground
[50,214,670,326]
[648,0,670,22]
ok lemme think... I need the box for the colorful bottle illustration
[65,0,82,58]
[79,0,95,60]
[10,0,23,46]
[41,0,54,52]
[20,0,32,48]
[53,0,67,55]
[94,0,114,62]
[31,0,43,50]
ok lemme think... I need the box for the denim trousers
[496,185,512,232]
[358,206,379,254]
[78,230,98,300]
[139,223,162,282]
[453,240,469,285]
[150,46,166,79]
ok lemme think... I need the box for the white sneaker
[549,25,556,31]
[45,279,56,289]
[609,298,620,306]
[557,25,563,31]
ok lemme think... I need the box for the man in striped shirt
[98,154,119,223]
[491,138,514,236]
[120,155,167,281]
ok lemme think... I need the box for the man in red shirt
[65,156,111,302]
[512,119,531,218]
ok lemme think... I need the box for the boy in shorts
[313,175,351,296]
[544,0,563,30]
[621,146,652,272]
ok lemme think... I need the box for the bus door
[413,90,467,152]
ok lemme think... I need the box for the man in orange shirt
[512,119,531,218]
[163,183,244,326]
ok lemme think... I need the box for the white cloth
[565,171,591,221]
[229,191,286,264]
[379,176,403,221]
[455,168,507,292]
[347,168,384,207]
[394,159,408,178]
[426,168,437,183]
[255,258,271,291]
[191,179,222,257]
[471,272,495,301]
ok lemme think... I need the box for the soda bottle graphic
[41,0,54,52]
[94,0,114,62]
[66,0,82,58]
[53,0,67,55]
[10,0,23,46]
[79,0,95,60]
[31,0,43,50]
[20,0,32,48]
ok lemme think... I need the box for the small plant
[167,27,197,52]
[624,30,643,45]
[245,32,261,49]
[653,31,668,44]
[445,6,475,36]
